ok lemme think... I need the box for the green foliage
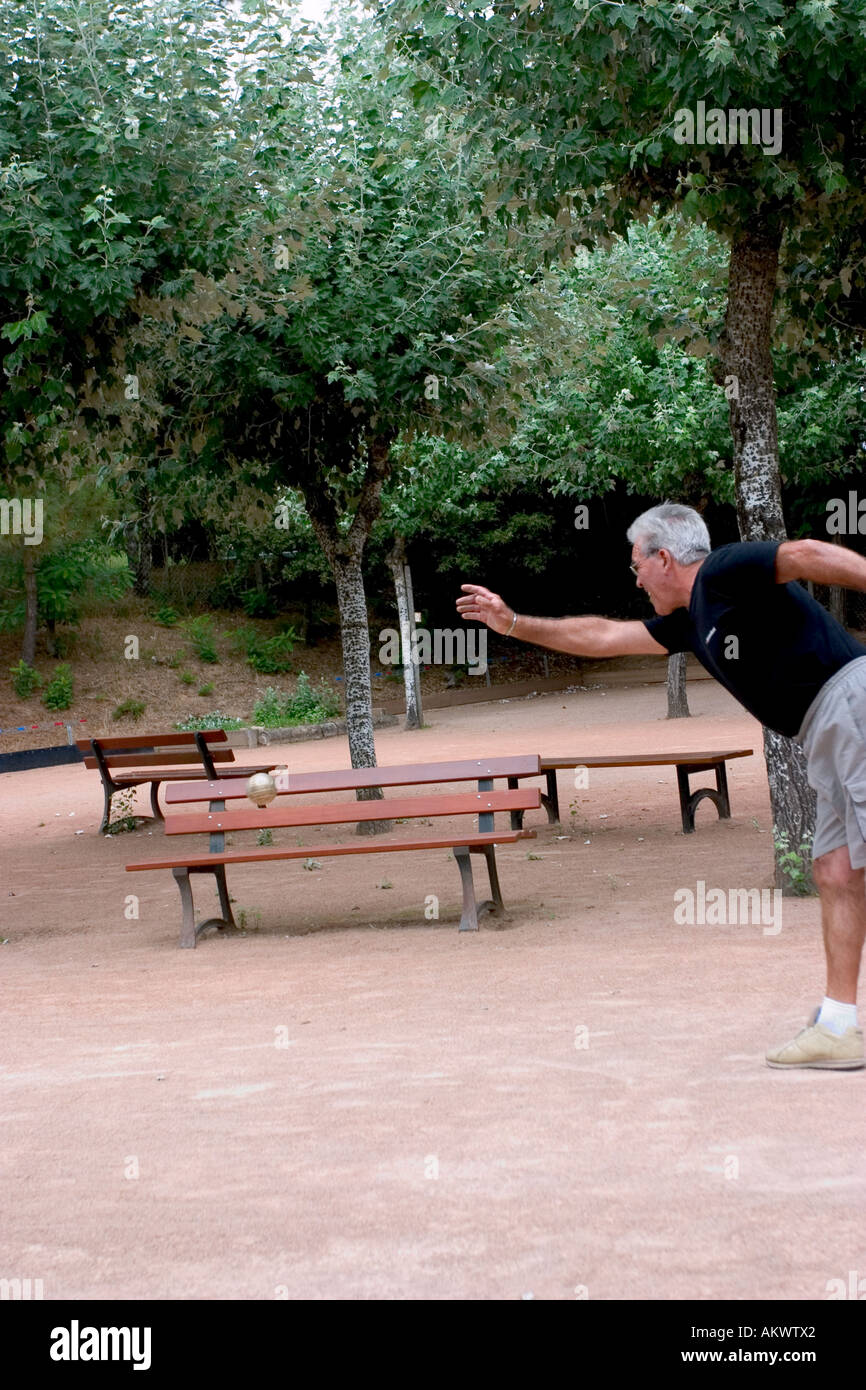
[106,786,142,835]
[179,670,195,685]
[256,829,274,847]
[197,682,214,697]
[252,673,340,728]
[183,615,219,664]
[234,625,298,674]
[152,605,179,627]
[112,698,146,721]
[773,830,816,896]
[41,663,73,710]
[240,588,275,619]
[9,659,41,698]
[173,711,245,731]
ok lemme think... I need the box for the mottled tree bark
[21,544,37,666]
[387,534,422,730]
[666,652,690,719]
[302,434,393,835]
[721,225,816,892]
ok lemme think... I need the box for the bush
[233,624,298,674]
[152,604,179,627]
[113,698,146,721]
[9,659,41,699]
[179,670,195,685]
[174,711,245,731]
[42,663,74,710]
[183,614,219,663]
[240,588,276,619]
[252,672,340,728]
[197,683,214,697]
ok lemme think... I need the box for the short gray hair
[626,502,711,566]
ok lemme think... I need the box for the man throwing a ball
[457,502,866,1070]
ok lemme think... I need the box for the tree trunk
[721,225,816,893]
[300,431,395,836]
[125,485,153,598]
[21,545,37,665]
[666,652,690,719]
[387,535,422,730]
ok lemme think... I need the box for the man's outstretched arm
[777,539,866,589]
[456,584,670,658]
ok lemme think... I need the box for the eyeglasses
[630,551,657,577]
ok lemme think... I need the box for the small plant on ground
[234,624,298,674]
[152,604,179,627]
[240,588,276,619]
[179,670,195,685]
[256,828,274,847]
[42,663,73,710]
[9,659,41,698]
[197,683,214,697]
[773,829,815,895]
[107,786,142,834]
[112,697,146,721]
[252,673,340,727]
[166,652,181,670]
[183,614,219,663]
[236,907,263,931]
[174,711,245,731]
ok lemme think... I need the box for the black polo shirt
[644,541,866,736]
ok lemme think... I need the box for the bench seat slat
[539,749,752,769]
[127,828,536,871]
[163,755,543,805]
[165,787,541,834]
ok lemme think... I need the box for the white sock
[817,997,858,1035]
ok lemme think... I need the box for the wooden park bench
[507,749,753,835]
[126,755,543,947]
[77,731,275,834]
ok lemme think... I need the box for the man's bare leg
[812,846,866,1004]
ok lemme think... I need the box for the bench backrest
[164,754,542,805]
[77,730,234,773]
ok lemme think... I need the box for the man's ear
[657,547,673,569]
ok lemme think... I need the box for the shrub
[113,698,146,721]
[233,624,298,674]
[240,588,276,619]
[179,670,195,685]
[183,614,219,663]
[42,663,73,710]
[9,659,41,699]
[252,672,340,727]
[197,682,214,697]
[174,711,245,731]
[152,604,179,627]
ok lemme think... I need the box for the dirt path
[1,679,864,1301]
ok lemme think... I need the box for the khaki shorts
[797,655,866,868]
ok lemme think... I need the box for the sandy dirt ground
[1,677,864,1302]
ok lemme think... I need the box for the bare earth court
[1,678,864,1302]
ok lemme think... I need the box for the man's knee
[813,846,864,893]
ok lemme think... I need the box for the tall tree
[382,0,866,882]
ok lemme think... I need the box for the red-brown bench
[507,749,753,834]
[77,731,275,834]
[127,755,543,947]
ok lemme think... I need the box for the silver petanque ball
[247,771,277,808]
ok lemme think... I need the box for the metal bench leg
[453,847,479,931]
[676,765,726,834]
[475,843,505,917]
[540,768,560,824]
[150,780,164,821]
[172,866,235,949]
[99,783,114,835]
[715,761,731,818]
[507,776,524,831]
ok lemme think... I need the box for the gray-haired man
[457,502,866,1069]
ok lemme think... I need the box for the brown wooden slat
[164,754,543,805]
[165,787,542,835]
[75,730,227,752]
[539,749,752,770]
[127,828,536,871]
[82,749,236,770]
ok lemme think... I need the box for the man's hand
[456,584,514,635]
